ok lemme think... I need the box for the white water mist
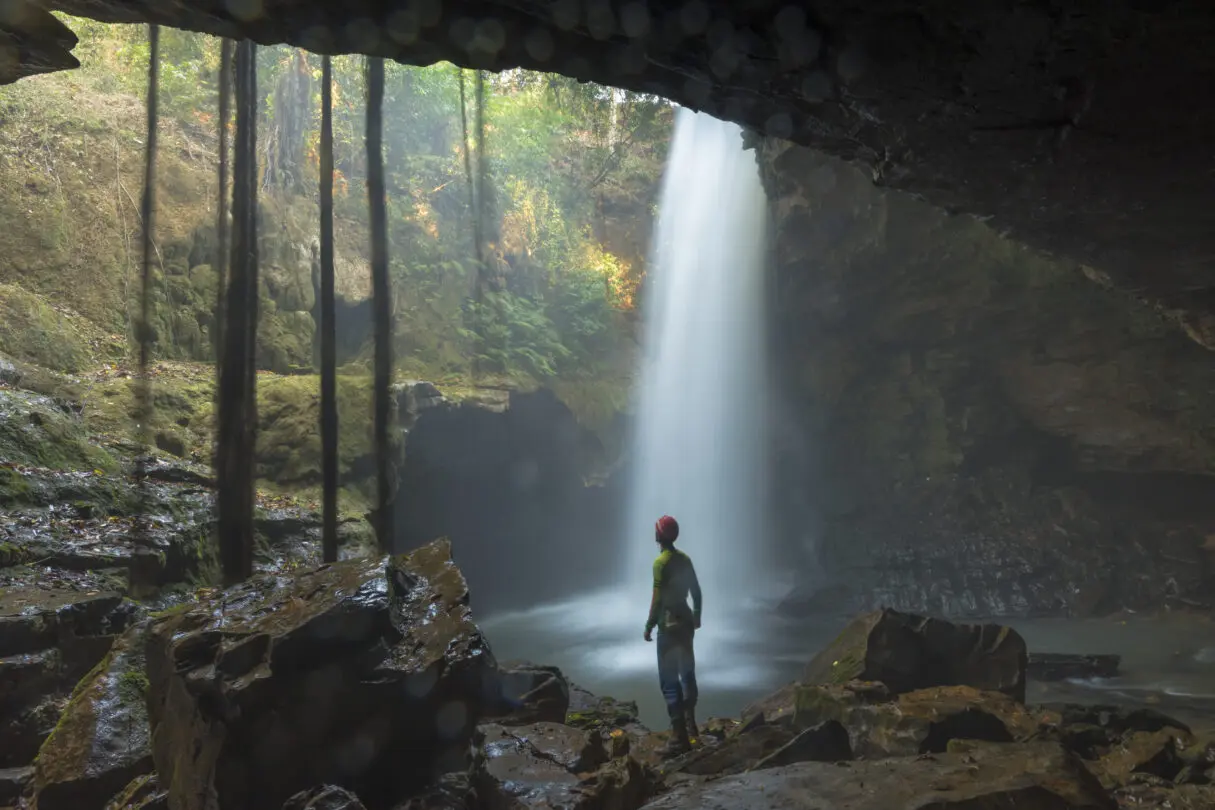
[623,108,771,623]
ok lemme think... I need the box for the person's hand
[644,628,653,642]
[694,617,702,630]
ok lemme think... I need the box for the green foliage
[35,16,671,410]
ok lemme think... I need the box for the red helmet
[655,515,680,542]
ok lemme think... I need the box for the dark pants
[656,627,698,720]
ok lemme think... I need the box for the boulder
[797,685,1040,759]
[282,785,368,810]
[566,684,648,738]
[1039,703,1192,738]
[1089,729,1189,789]
[804,609,1028,701]
[487,661,570,725]
[478,722,653,810]
[145,539,497,810]
[672,724,796,777]
[640,742,1114,810]
[30,623,154,810]
[752,721,853,770]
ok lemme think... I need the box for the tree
[214,38,231,370]
[135,23,160,536]
[366,56,395,553]
[319,55,338,564]
[217,39,259,585]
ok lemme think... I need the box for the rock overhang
[7,0,1214,342]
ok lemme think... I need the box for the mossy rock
[0,282,92,372]
[31,623,154,810]
[264,263,316,313]
[256,374,374,484]
[187,265,218,306]
[257,310,314,374]
[0,388,118,472]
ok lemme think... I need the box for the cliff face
[758,139,1215,618]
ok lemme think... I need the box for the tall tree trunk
[213,38,232,483]
[457,68,482,267]
[319,55,338,563]
[217,39,259,585]
[366,56,394,553]
[136,23,159,527]
[215,38,232,369]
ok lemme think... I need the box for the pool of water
[480,594,1215,730]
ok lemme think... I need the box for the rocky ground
[2,348,1213,810]
[4,500,1214,809]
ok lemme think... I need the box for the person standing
[644,514,702,755]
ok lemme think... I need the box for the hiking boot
[686,707,700,743]
[660,715,692,757]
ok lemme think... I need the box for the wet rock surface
[30,622,154,810]
[144,539,496,810]
[643,742,1114,810]
[487,661,571,726]
[803,608,1028,700]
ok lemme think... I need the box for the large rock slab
[30,623,153,810]
[145,539,497,810]
[479,722,652,810]
[640,742,1114,810]
[795,684,1040,759]
[805,609,1027,701]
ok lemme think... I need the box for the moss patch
[0,283,94,372]
[256,373,375,484]
[0,388,118,471]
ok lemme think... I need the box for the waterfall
[623,108,771,623]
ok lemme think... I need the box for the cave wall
[395,386,618,613]
[758,139,1215,618]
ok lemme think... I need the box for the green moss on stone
[0,282,93,372]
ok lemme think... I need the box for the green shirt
[646,547,702,633]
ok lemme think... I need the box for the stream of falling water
[622,107,772,621]
[481,109,783,725]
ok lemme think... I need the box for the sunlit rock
[145,539,496,810]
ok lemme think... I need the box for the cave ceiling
[4,1,1214,347]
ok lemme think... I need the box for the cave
[3,5,1215,808]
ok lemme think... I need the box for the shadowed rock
[804,608,1028,701]
[487,661,570,725]
[793,684,1037,759]
[478,722,653,810]
[640,742,1115,810]
[104,773,167,809]
[282,785,368,810]
[145,539,496,810]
